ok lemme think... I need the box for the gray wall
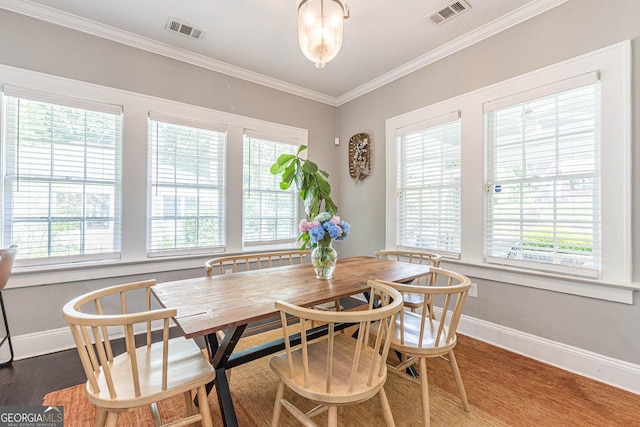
[1,0,639,366]
[0,10,338,336]
[335,0,640,364]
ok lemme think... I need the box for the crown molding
[0,0,567,107]
[0,0,338,105]
[335,0,569,105]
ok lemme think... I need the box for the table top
[152,255,431,338]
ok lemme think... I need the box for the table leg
[203,333,219,396]
[205,325,247,427]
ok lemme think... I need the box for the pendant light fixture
[297,0,350,69]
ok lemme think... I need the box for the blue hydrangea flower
[324,221,341,239]
[309,224,326,243]
[300,212,351,247]
[335,221,351,240]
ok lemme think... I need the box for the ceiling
[1,0,566,105]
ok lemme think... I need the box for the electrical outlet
[224,269,233,274]
[468,282,478,298]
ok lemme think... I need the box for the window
[2,87,122,266]
[242,132,299,247]
[386,42,631,301]
[0,66,309,288]
[396,112,461,255]
[485,75,600,277]
[147,113,226,255]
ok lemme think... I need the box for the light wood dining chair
[0,245,17,367]
[370,268,471,427]
[62,280,215,427]
[375,250,442,313]
[269,280,403,427]
[204,250,312,276]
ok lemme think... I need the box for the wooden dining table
[152,255,432,427]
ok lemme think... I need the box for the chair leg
[0,292,14,367]
[196,384,214,427]
[104,412,119,427]
[184,391,194,416]
[378,387,396,427]
[95,408,108,427]
[419,358,430,427]
[448,350,470,412]
[271,381,286,427]
[328,406,338,427]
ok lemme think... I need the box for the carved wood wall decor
[348,133,370,181]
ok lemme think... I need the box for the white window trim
[484,72,601,278]
[147,114,227,256]
[3,87,124,266]
[386,40,632,303]
[395,111,462,254]
[0,64,307,288]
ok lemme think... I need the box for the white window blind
[147,114,226,255]
[485,77,600,277]
[396,112,461,254]
[243,132,298,246]
[2,88,122,265]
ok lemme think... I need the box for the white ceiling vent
[426,1,471,25]
[165,17,204,40]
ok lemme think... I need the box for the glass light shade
[297,0,345,68]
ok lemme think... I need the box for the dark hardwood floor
[0,347,85,406]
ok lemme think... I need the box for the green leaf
[279,181,292,190]
[324,197,338,215]
[296,145,308,155]
[319,169,329,178]
[282,163,296,183]
[316,175,331,196]
[298,233,310,250]
[304,191,319,218]
[305,183,316,200]
[295,165,303,189]
[276,153,295,165]
[302,160,318,174]
[270,154,295,174]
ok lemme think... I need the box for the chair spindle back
[275,280,402,397]
[205,250,311,277]
[63,280,176,399]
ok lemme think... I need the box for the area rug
[43,329,503,426]
[45,327,640,426]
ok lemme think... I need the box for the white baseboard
[453,311,640,395]
[9,322,167,361]
[11,327,76,360]
[8,311,640,396]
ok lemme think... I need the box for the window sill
[440,259,639,304]
[6,256,207,289]
[5,246,297,289]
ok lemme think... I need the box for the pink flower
[330,216,341,225]
[299,219,320,233]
